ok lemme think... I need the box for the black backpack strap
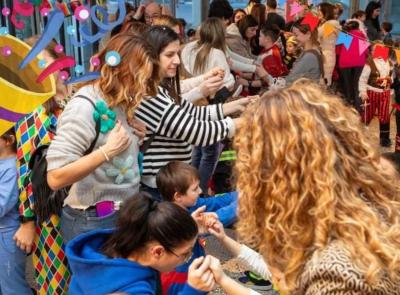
[74,95,101,155]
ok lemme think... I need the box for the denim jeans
[192,143,221,193]
[60,206,119,244]
[0,228,32,295]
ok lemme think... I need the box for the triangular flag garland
[373,44,390,61]
[358,39,370,56]
[396,49,400,65]
[301,12,320,32]
[287,0,400,64]
[336,31,353,50]
[323,23,336,38]
[290,2,304,16]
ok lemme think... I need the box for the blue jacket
[66,229,200,295]
[189,191,238,227]
[161,192,238,295]
[0,157,19,231]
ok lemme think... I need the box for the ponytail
[102,192,198,258]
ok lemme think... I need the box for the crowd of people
[1,0,400,294]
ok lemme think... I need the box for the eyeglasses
[169,249,193,264]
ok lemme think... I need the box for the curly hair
[81,33,160,120]
[234,79,400,292]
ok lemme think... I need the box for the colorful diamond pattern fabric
[15,106,70,294]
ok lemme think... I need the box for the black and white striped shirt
[135,87,235,188]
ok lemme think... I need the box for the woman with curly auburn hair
[234,79,400,294]
[46,33,161,244]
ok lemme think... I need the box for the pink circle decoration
[59,71,69,81]
[55,44,64,53]
[74,6,90,22]
[91,56,100,67]
[1,7,10,16]
[1,46,11,57]
[40,8,50,17]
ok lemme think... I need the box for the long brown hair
[234,79,400,292]
[193,17,226,75]
[250,3,266,28]
[81,33,160,120]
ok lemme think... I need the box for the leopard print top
[296,240,400,295]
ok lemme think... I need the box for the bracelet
[19,215,36,224]
[99,146,110,162]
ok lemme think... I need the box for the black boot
[380,122,392,147]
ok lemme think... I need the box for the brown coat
[296,240,400,294]
[226,23,255,60]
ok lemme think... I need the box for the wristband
[99,146,110,161]
[19,215,36,224]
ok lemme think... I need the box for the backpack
[29,95,100,224]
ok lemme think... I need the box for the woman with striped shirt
[135,26,250,200]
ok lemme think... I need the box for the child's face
[0,135,15,155]
[259,32,270,48]
[177,179,202,208]
[286,43,296,54]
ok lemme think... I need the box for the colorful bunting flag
[373,44,390,61]
[301,12,320,32]
[336,31,353,50]
[290,2,304,16]
[358,39,370,55]
[323,23,336,37]
[395,49,400,65]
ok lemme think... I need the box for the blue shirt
[0,157,19,231]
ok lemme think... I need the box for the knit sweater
[285,51,322,84]
[46,85,140,208]
[181,41,235,90]
[135,86,234,188]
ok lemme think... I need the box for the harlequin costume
[15,105,70,294]
[359,56,393,147]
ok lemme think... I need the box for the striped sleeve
[135,88,235,147]
[157,104,233,146]
[180,98,225,121]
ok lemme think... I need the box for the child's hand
[360,93,369,102]
[191,206,218,234]
[207,220,226,241]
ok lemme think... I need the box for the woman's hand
[188,256,217,292]
[128,117,147,144]
[360,93,369,102]
[207,220,227,241]
[13,221,36,254]
[223,96,255,116]
[208,255,227,285]
[204,67,225,81]
[102,121,132,159]
[132,4,145,20]
[200,75,224,98]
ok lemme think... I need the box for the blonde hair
[80,33,160,120]
[234,79,400,293]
